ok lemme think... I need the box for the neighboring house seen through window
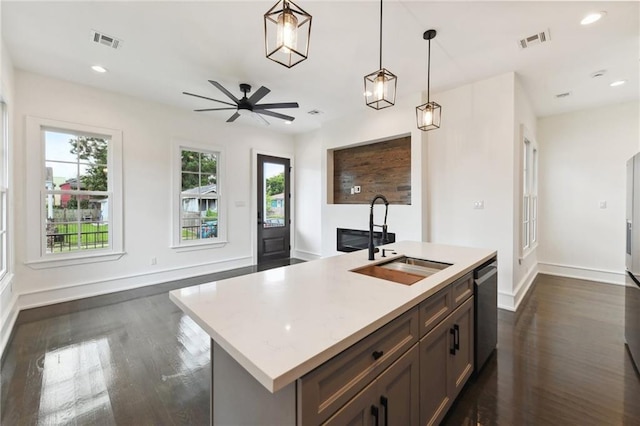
[26,117,123,267]
[44,131,111,253]
[179,148,220,243]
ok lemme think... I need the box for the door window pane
[263,162,285,228]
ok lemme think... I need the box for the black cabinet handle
[372,350,384,360]
[454,324,460,351]
[450,328,456,355]
[371,405,379,426]
[380,396,388,426]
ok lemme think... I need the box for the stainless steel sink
[351,256,452,285]
[379,257,452,277]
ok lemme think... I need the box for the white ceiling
[2,1,638,134]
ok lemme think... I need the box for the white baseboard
[292,249,322,261]
[498,265,538,312]
[538,262,624,286]
[18,256,253,311]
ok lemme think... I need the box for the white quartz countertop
[169,241,496,393]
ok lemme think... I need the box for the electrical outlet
[599,200,607,209]
[151,257,157,265]
[474,200,484,209]
[350,187,355,195]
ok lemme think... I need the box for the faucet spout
[369,194,390,260]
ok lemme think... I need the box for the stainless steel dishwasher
[474,259,498,374]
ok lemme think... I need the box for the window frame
[25,117,124,268]
[521,125,539,256]
[0,101,8,281]
[172,140,227,250]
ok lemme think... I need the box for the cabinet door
[450,297,474,398]
[324,345,420,426]
[323,379,379,426]
[377,345,419,426]
[419,317,453,426]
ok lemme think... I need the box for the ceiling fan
[183,80,299,124]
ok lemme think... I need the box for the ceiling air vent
[90,30,123,49]
[555,92,571,99]
[518,29,550,49]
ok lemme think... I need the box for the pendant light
[264,0,312,68]
[364,0,397,110]
[416,29,442,131]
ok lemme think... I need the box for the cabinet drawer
[419,286,452,337]
[451,272,473,309]
[298,307,419,426]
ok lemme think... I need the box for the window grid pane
[180,148,219,243]
[43,130,111,255]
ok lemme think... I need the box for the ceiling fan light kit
[264,0,312,68]
[416,29,442,131]
[364,0,397,110]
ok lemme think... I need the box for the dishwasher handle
[475,262,497,285]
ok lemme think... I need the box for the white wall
[0,38,17,355]
[537,101,640,284]
[12,71,295,310]
[294,92,426,258]
[426,72,518,310]
[293,131,322,259]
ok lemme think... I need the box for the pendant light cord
[379,0,383,70]
[427,37,431,103]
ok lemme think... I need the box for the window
[173,142,225,248]
[522,132,538,252]
[26,117,123,267]
[0,101,8,280]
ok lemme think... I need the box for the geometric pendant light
[264,0,312,68]
[364,0,397,110]
[416,29,442,131]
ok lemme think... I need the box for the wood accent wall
[332,136,411,205]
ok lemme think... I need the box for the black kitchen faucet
[368,194,389,260]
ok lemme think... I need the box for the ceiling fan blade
[209,80,240,103]
[248,86,271,104]
[227,112,241,122]
[252,112,270,126]
[257,110,295,122]
[194,108,238,112]
[253,102,299,110]
[183,92,237,107]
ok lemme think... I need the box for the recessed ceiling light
[610,80,627,87]
[591,69,607,78]
[581,11,606,25]
[91,65,107,73]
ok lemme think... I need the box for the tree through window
[44,131,111,253]
[180,149,219,242]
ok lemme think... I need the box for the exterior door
[257,154,290,263]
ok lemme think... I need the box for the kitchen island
[170,241,496,425]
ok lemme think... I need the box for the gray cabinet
[300,273,476,426]
[324,344,420,426]
[298,308,420,425]
[419,297,474,426]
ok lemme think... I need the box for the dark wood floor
[444,274,640,426]
[2,271,639,425]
